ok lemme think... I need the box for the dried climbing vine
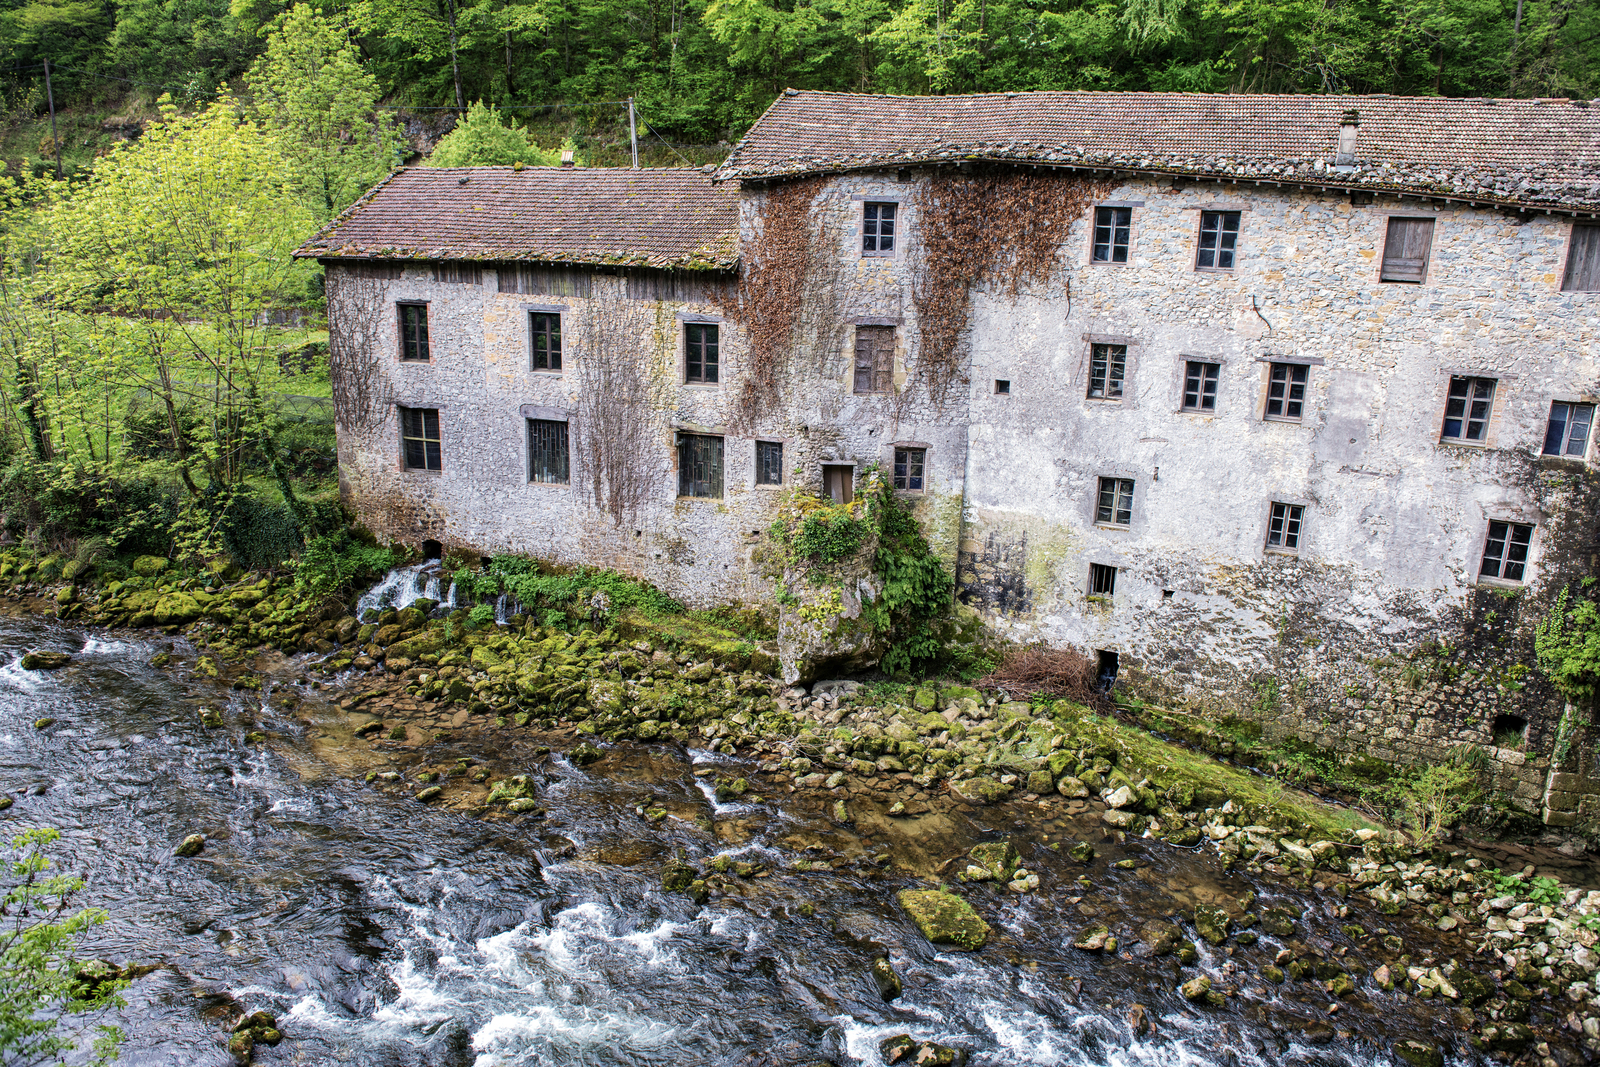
[577,281,661,526]
[910,169,1112,403]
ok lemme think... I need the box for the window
[1088,344,1126,400]
[685,323,719,384]
[893,448,925,492]
[1196,211,1240,270]
[677,433,723,498]
[1480,521,1533,582]
[1564,225,1600,291]
[1380,217,1435,283]
[1441,376,1496,443]
[399,303,430,362]
[823,464,854,504]
[1265,363,1308,421]
[1092,207,1131,264]
[1182,361,1220,412]
[863,202,897,255]
[854,326,895,394]
[994,380,1011,395]
[1089,563,1117,596]
[756,440,784,486]
[530,312,561,371]
[399,406,441,472]
[1266,502,1304,552]
[527,418,569,484]
[1096,477,1133,526]
[1543,402,1594,458]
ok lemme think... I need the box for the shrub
[1535,584,1600,704]
[292,530,402,600]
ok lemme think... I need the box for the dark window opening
[1267,502,1304,551]
[823,464,854,504]
[1092,207,1131,264]
[399,303,430,362]
[893,448,924,492]
[1442,376,1496,442]
[1088,344,1126,400]
[756,440,784,486]
[399,406,441,472]
[1089,564,1117,596]
[527,418,569,484]
[685,323,719,384]
[1096,477,1133,526]
[1491,713,1529,748]
[1266,362,1307,421]
[421,539,443,559]
[1480,520,1533,582]
[1543,401,1594,458]
[863,202,897,255]
[854,325,895,394]
[1381,216,1434,283]
[994,380,1011,395]
[1095,649,1120,690]
[1182,361,1219,412]
[530,312,562,371]
[1161,589,1174,600]
[677,433,724,498]
[1565,224,1600,292]
[1196,210,1241,270]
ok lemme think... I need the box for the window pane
[1545,402,1572,455]
[1504,524,1532,581]
[1089,346,1107,398]
[425,441,441,471]
[1567,404,1594,455]
[1481,521,1509,578]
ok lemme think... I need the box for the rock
[1179,976,1212,1001]
[355,721,385,738]
[201,708,223,728]
[1393,1040,1443,1067]
[1068,842,1096,864]
[1325,973,1355,997]
[1260,906,1297,937]
[951,777,1013,804]
[1008,870,1040,893]
[507,798,543,814]
[897,889,990,951]
[227,1029,253,1061]
[19,650,70,670]
[1476,1023,1533,1052]
[1138,922,1183,957]
[1261,964,1285,983]
[1073,923,1111,951]
[32,718,54,729]
[871,956,902,1001]
[54,586,73,606]
[568,742,603,766]
[1127,1003,1152,1036]
[879,1035,966,1067]
[414,786,443,802]
[662,858,696,893]
[1102,809,1138,829]
[1165,826,1202,847]
[173,834,205,858]
[833,799,850,823]
[1176,940,1198,965]
[152,592,201,625]
[1026,769,1054,794]
[1056,776,1090,798]
[1104,785,1136,809]
[1194,904,1230,945]
[967,840,1018,881]
[131,555,168,577]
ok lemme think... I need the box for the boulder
[775,576,887,685]
[1393,1040,1443,1067]
[879,1035,966,1067]
[1073,923,1111,951]
[897,889,990,951]
[1137,922,1183,957]
[871,957,902,1001]
[152,592,201,625]
[1056,776,1090,798]
[1104,785,1136,809]
[951,777,1013,805]
[1068,842,1096,864]
[131,555,168,577]
[1102,809,1139,829]
[568,742,603,766]
[1194,904,1230,945]
[1025,769,1054,795]
[966,840,1019,881]
[1179,976,1212,1001]
[19,650,70,670]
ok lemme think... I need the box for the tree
[246,4,402,218]
[0,828,125,1067]
[424,101,563,166]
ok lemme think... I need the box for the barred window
[685,323,719,384]
[893,447,924,492]
[1266,502,1303,552]
[1183,361,1219,412]
[1088,344,1126,400]
[756,440,784,486]
[399,406,441,472]
[1196,211,1240,270]
[1543,402,1594,458]
[1092,207,1131,264]
[1442,376,1495,442]
[1096,477,1133,526]
[399,303,430,362]
[1089,563,1117,595]
[530,312,562,371]
[677,433,723,498]
[1266,363,1307,421]
[527,418,569,484]
[1480,521,1533,582]
[863,202,897,255]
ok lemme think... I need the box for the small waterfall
[444,581,458,609]
[356,562,439,618]
[422,575,441,602]
[494,594,509,626]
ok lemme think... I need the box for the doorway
[823,465,854,505]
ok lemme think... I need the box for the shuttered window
[854,326,895,394]
[677,433,723,498]
[1380,217,1435,283]
[1563,225,1600,292]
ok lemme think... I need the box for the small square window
[1381,217,1435,283]
[854,326,895,394]
[1096,477,1133,526]
[1265,363,1308,421]
[756,440,784,486]
[1564,224,1600,292]
[527,418,569,484]
[1088,344,1126,401]
[1480,521,1533,582]
[893,447,925,492]
[1089,563,1117,595]
[1266,502,1303,552]
[678,433,723,498]
[1196,210,1240,270]
[399,406,441,472]
[399,303,430,362]
[1543,401,1594,458]
[530,312,562,371]
[1182,361,1219,412]
[1092,207,1131,264]
[685,323,719,384]
[994,380,1011,395]
[863,202,896,255]
[1442,375,1496,443]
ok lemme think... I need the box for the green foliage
[292,529,402,599]
[424,102,565,167]
[859,468,955,675]
[0,460,176,555]
[1536,585,1600,705]
[460,556,684,626]
[792,508,867,564]
[467,603,496,628]
[1379,761,1480,849]
[0,828,125,1067]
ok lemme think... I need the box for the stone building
[301,91,1600,827]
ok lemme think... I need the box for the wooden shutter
[1381,218,1434,282]
[1563,225,1600,292]
[854,326,895,393]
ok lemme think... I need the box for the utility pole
[43,59,61,180]
[628,97,639,169]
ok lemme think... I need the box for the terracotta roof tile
[296,167,740,270]
[717,90,1600,213]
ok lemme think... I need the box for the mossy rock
[897,888,990,951]
[131,555,168,578]
[1194,904,1230,945]
[1393,1040,1443,1067]
[951,777,1013,805]
[568,742,603,766]
[152,592,201,625]
[19,650,70,670]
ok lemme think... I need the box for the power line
[377,100,630,111]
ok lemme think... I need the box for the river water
[0,612,1453,1066]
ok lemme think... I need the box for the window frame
[754,439,785,487]
[398,405,442,473]
[862,201,898,257]
[1095,476,1134,528]
[1090,205,1133,266]
[526,417,570,486]
[398,302,431,363]
[1543,401,1595,460]
[528,310,562,373]
[1439,375,1497,445]
[1265,501,1305,554]
[676,432,724,499]
[1562,223,1600,293]
[684,322,720,385]
[1479,520,1535,586]
[1087,343,1127,402]
[853,325,896,395]
[892,446,926,493]
[1264,362,1309,423]
[1181,360,1221,414]
[1379,215,1437,285]
[1194,209,1242,272]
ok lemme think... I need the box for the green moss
[897,888,990,950]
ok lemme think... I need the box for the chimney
[1334,108,1360,166]
[560,148,575,168]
